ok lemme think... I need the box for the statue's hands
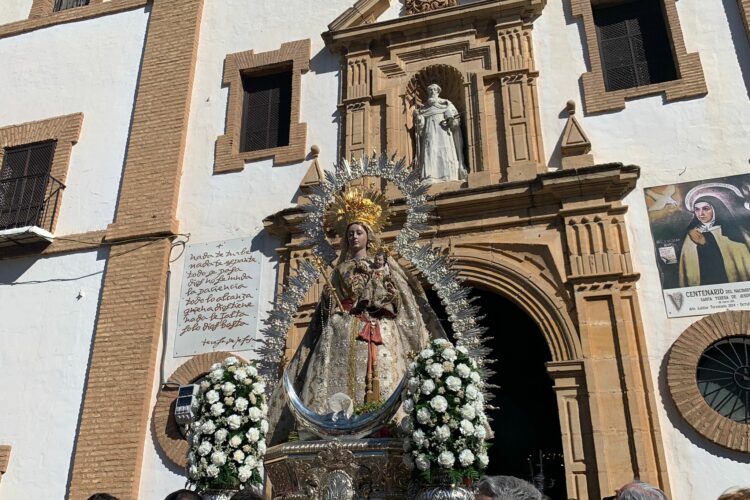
[688,228,706,246]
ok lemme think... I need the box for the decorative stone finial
[560,100,594,169]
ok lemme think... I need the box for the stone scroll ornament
[405,0,458,15]
[256,153,494,412]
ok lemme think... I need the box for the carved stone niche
[323,0,547,191]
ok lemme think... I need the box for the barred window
[0,141,56,230]
[240,70,293,153]
[593,0,677,91]
[54,0,90,11]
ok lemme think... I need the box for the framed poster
[645,174,750,317]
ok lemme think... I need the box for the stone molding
[667,311,750,452]
[328,0,391,31]
[0,113,83,234]
[570,0,707,114]
[404,0,457,15]
[152,352,245,468]
[0,0,147,40]
[0,446,10,484]
[214,39,310,174]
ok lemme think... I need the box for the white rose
[258,441,267,455]
[260,403,268,416]
[247,365,258,376]
[197,441,212,456]
[246,427,260,442]
[205,390,220,404]
[420,348,435,359]
[248,407,262,422]
[433,339,449,347]
[214,429,228,443]
[188,464,199,479]
[442,348,457,362]
[421,379,436,395]
[412,429,426,447]
[223,356,239,367]
[430,395,448,413]
[211,451,227,466]
[426,363,444,379]
[244,455,257,468]
[238,465,252,482]
[407,377,420,392]
[229,434,242,448]
[210,403,224,417]
[227,414,242,430]
[460,419,475,436]
[475,425,487,440]
[233,449,245,463]
[465,384,479,400]
[206,464,220,478]
[474,400,485,413]
[458,449,475,466]
[221,382,236,395]
[470,371,481,383]
[234,397,249,412]
[415,454,430,471]
[437,451,455,468]
[416,407,432,425]
[408,361,418,373]
[435,424,450,441]
[252,381,266,395]
[200,379,211,391]
[403,453,415,470]
[402,398,415,413]
[478,452,489,467]
[260,420,269,433]
[201,420,216,435]
[209,369,224,382]
[456,364,471,378]
[445,376,462,392]
[460,404,476,420]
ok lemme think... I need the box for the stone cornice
[323,0,546,49]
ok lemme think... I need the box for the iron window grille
[593,0,677,92]
[240,70,293,153]
[697,336,750,425]
[0,141,65,232]
[54,0,90,12]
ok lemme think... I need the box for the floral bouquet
[187,356,268,492]
[402,338,490,484]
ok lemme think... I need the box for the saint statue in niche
[412,83,468,183]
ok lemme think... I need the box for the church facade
[0,0,748,499]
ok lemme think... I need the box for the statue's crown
[326,187,390,237]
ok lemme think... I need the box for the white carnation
[197,441,212,456]
[209,369,224,382]
[221,382,236,395]
[248,407,262,422]
[211,451,227,466]
[246,427,260,442]
[210,402,224,417]
[260,403,268,416]
[457,346,469,355]
[456,364,471,378]
[433,339,449,347]
[260,420,269,433]
[206,464,220,478]
[415,454,430,471]
[229,434,242,448]
[238,465,252,482]
[421,379,436,395]
[458,449,475,466]
[460,404,476,420]
[234,397,249,412]
[227,414,242,430]
[442,361,454,373]
[209,363,221,371]
[252,381,266,395]
[412,429,426,447]
[214,429,228,443]
[233,449,245,463]
[478,452,489,467]
[247,365,258,376]
[205,390,220,404]
[201,420,216,434]
[441,348,457,362]
[460,419,475,436]
[435,424,450,441]
[430,395,448,413]
[223,356,239,367]
[200,379,211,391]
[188,464,199,479]
[416,407,432,425]
[244,455,257,468]
[420,348,435,359]
[475,425,487,440]
[426,363,444,379]
[407,377,420,392]
[470,371,481,383]
[465,384,479,400]
[402,398,415,413]
[437,451,455,468]
[445,376,462,392]
[258,441,267,455]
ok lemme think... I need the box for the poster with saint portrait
[645,173,750,317]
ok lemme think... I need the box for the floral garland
[402,339,489,484]
[187,356,269,492]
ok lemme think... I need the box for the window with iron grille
[240,70,293,153]
[593,0,677,91]
[54,0,90,11]
[0,141,56,231]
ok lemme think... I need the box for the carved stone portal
[265,439,411,499]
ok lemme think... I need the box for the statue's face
[694,201,714,224]
[347,223,368,254]
[427,85,439,98]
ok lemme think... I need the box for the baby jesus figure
[350,251,399,318]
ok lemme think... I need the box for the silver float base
[264,438,412,499]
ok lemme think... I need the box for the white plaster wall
[0,7,148,235]
[0,0,33,25]
[0,249,106,500]
[534,0,750,497]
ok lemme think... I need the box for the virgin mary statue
[268,188,446,443]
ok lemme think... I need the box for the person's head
[475,475,542,500]
[615,480,668,499]
[164,489,201,500]
[87,495,118,500]
[231,488,265,499]
[693,200,715,225]
[688,195,748,243]
[373,251,387,269]
[718,487,750,500]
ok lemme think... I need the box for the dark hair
[164,489,202,500]
[87,495,119,500]
[688,195,746,243]
[231,488,265,500]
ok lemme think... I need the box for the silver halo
[283,369,407,439]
